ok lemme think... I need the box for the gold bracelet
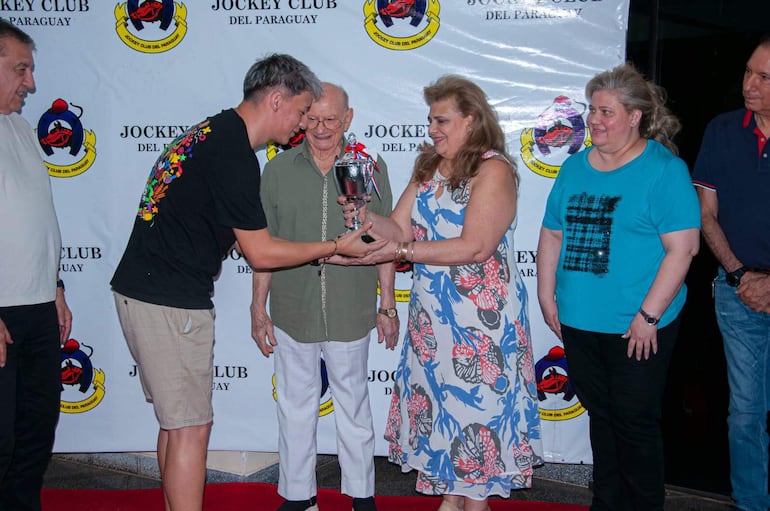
[331,238,338,257]
[394,242,408,262]
[407,242,414,262]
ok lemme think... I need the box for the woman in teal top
[537,64,700,511]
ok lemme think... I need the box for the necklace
[433,170,450,185]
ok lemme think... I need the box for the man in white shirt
[0,19,72,511]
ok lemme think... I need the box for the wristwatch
[638,307,659,326]
[377,307,398,318]
[726,266,748,288]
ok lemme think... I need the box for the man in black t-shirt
[111,54,381,511]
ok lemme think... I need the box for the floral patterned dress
[385,152,543,499]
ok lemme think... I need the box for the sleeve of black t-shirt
[205,111,267,231]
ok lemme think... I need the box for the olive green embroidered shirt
[260,140,393,342]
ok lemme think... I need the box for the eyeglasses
[306,116,343,130]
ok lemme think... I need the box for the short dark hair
[242,53,322,103]
[756,33,770,50]
[0,19,35,55]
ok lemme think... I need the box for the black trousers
[0,302,61,511]
[561,317,680,511]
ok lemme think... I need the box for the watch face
[639,308,658,325]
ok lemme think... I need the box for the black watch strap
[726,266,748,287]
[639,307,659,326]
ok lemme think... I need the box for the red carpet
[42,482,588,511]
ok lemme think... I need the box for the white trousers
[274,327,375,500]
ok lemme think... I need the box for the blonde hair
[412,75,516,189]
[586,64,681,154]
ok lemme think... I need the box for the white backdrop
[4,0,629,464]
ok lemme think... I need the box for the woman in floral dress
[343,75,542,511]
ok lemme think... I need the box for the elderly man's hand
[250,303,277,357]
[376,312,400,350]
[737,272,770,313]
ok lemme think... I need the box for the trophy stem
[346,199,374,242]
[350,199,363,231]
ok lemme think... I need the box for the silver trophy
[333,134,376,241]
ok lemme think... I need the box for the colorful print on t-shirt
[562,192,620,275]
[137,120,212,223]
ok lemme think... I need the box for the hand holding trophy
[333,133,380,242]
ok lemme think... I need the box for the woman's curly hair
[411,75,517,189]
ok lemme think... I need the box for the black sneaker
[277,496,318,511]
[352,496,377,511]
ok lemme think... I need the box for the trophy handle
[364,160,375,194]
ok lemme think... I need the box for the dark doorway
[626,0,770,496]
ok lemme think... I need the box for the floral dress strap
[480,149,512,166]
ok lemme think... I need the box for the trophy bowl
[333,158,373,231]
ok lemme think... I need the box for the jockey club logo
[272,358,334,417]
[60,338,106,414]
[535,345,585,421]
[363,0,440,51]
[115,1,188,54]
[520,95,591,179]
[36,98,97,178]
[265,131,306,161]
[393,260,412,304]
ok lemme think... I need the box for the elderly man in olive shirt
[250,83,398,511]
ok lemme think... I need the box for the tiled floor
[43,454,736,510]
